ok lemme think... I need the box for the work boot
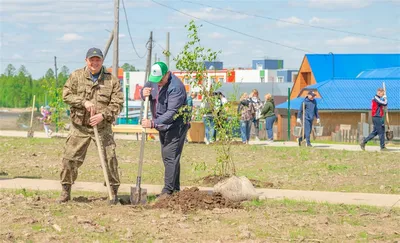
[110,185,119,205]
[380,147,389,152]
[57,184,71,203]
[360,142,366,151]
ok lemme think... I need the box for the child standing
[39,106,53,137]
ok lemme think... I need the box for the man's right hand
[142,87,152,97]
[296,118,302,125]
[84,101,95,115]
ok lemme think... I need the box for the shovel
[130,96,149,205]
[383,82,394,141]
[301,101,306,146]
[27,95,36,138]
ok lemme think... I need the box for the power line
[121,0,147,59]
[153,40,176,60]
[182,0,400,42]
[151,0,315,54]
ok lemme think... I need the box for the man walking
[141,62,189,197]
[360,88,388,151]
[59,47,123,204]
[297,91,320,147]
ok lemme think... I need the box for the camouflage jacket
[63,66,123,128]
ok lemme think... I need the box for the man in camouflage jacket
[58,48,123,204]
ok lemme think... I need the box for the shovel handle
[94,125,113,201]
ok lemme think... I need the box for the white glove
[382,95,387,100]
[317,118,320,124]
[296,118,302,125]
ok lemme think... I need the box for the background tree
[4,64,16,77]
[121,63,136,72]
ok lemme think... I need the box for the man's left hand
[317,118,321,124]
[142,119,152,128]
[89,113,104,127]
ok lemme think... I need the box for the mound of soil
[152,187,242,212]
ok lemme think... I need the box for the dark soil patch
[249,179,274,188]
[201,175,274,188]
[152,187,242,213]
[73,196,108,203]
[201,175,229,186]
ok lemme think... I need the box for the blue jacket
[297,97,319,121]
[141,73,187,131]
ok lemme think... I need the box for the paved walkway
[0,178,398,208]
[250,141,400,152]
[1,130,399,152]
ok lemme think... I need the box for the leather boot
[110,185,119,205]
[57,184,71,203]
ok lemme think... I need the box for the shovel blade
[386,130,394,141]
[130,187,147,205]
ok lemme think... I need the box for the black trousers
[159,123,189,194]
[363,117,385,148]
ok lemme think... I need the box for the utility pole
[54,56,59,132]
[166,32,170,67]
[112,0,119,78]
[139,31,153,123]
[103,30,114,60]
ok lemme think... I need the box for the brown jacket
[63,66,123,128]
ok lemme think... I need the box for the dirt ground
[0,189,399,242]
[0,137,399,194]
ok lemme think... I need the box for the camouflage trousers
[60,123,120,186]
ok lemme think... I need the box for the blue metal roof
[306,54,400,82]
[356,67,400,79]
[276,79,400,111]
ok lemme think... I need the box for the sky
[1,0,399,79]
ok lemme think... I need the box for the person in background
[213,91,228,141]
[185,92,197,143]
[249,89,263,141]
[261,93,276,141]
[238,93,254,144]
[187,92,197,119]
[360,88,388,151]
[296,91,320,147]
[38,105,53,137]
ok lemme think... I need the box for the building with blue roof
[274,53,400,141]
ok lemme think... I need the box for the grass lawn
[0,137,399,194]
[0,189,399,242]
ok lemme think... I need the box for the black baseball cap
[86,47,103,59]
[308,90,316,97]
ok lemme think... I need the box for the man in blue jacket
[141,62,189,197]
[297,91,320,147]
[360,88,388,151]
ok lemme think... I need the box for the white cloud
[306,0,372,10]
[57,33,84,42]
[208,32,225,39]
[276,16,304,28]
[12,54,23,60]
[175,7,248,21]
[308,17,346,27]
[35,49,54,53]
[374,27,400,36]
[326,36,371,46]
[228,40,245,45]
[39,23,107,33]
[1,33,31,46]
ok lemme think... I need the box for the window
[260,77,265,83]
[218,77,224,83]
[277,76,284,83]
